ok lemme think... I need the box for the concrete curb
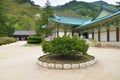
[37,58,96,69]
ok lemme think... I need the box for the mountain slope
[92,1,112,7]
[54,1,114,17]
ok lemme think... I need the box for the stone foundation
[37,59,96,69]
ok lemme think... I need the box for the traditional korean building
[13,30,36,40]
[49,7,120,42]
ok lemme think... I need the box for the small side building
[13,30,36,40]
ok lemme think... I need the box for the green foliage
[54,1,100,17]
[0,0,41,37]
[0,0,7,25]
[6,1,41,31]
[36,0,53,37]
[42,35,89,57]
[0,0,10,37]
[13,0,34,5]
[27,36,42,44]
[0,37,16,45]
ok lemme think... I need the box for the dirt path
[0,41,120,80]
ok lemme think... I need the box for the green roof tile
[49,15,91,25]
[49,9,120,29]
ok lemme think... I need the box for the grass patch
[38,54,95,64]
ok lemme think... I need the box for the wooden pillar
[92,32,94,39]
[57,29,59,37]
[72,30,74,37]
[116,27,119,41]
[98,30,100,42]
[107,29,109,42]
[78,32,81,37]
[64,30,67,36]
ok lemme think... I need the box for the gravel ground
[0,41,120,80]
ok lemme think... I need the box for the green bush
[42,35,89,57]
[27,36,42,44]
[0,37,16,46]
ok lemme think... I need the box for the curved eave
[48,18,81,25]
[75,11,120,29]
[41,24,47,29]
[48,15,91,25]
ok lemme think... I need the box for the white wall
[101,32,107,42]
[100,27,107,42]
[110,31,116,42]
[59,32,64,37]
[89,33,92,39]
[94,28,98,41]
[97,10,112,18]
[109,26,116,42]
[66,31,72,37]
[94,33,98,41]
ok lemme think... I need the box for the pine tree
[0,0,6,25]
[36,0,53,37]
[0,0,15,37]
[0,0,8,36]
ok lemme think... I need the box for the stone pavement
[0,41,120,80]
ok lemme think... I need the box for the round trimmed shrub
[42,35,89,57]
[27,36,42,44]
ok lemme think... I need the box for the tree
[0,0,8,36]
[0,0,6,25]
[36,0,54,37]
[14,0,34,5]
[116,2,120,7]
[42,35,89,57]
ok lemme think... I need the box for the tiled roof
[49,7,120,29]
[13,30,36,36]
[49,15,91,25]
[75,10,120,29]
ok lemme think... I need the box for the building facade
[49,7,120,42]
[13,30,36,40]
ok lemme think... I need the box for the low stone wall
[96,42,120,48]
[86,39,120,48]
[37,59,96,69]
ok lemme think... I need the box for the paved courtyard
[0,41,120,80]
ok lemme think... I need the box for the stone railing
[37,58,96,69]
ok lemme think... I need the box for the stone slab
[48,63,55,68]
[55,64,63,69]
[72,64,80,69]
[63,64,71,69]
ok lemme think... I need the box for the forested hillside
[0,0,118,37]
[0,0,42,36]
[54,1,114,17]
[6,0,41,30]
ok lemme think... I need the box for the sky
[31,0,119,7]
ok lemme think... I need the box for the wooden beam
[98,30,101,42]
[64,30,67,36]
[57,29,59,37]
[107,29,109,42]
[116,27,119,41]
[78,32,81,37]
[92,32,94,39]
[72,30,74,37]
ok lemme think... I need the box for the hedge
[27,36,42,44]
[0,37,16,46]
